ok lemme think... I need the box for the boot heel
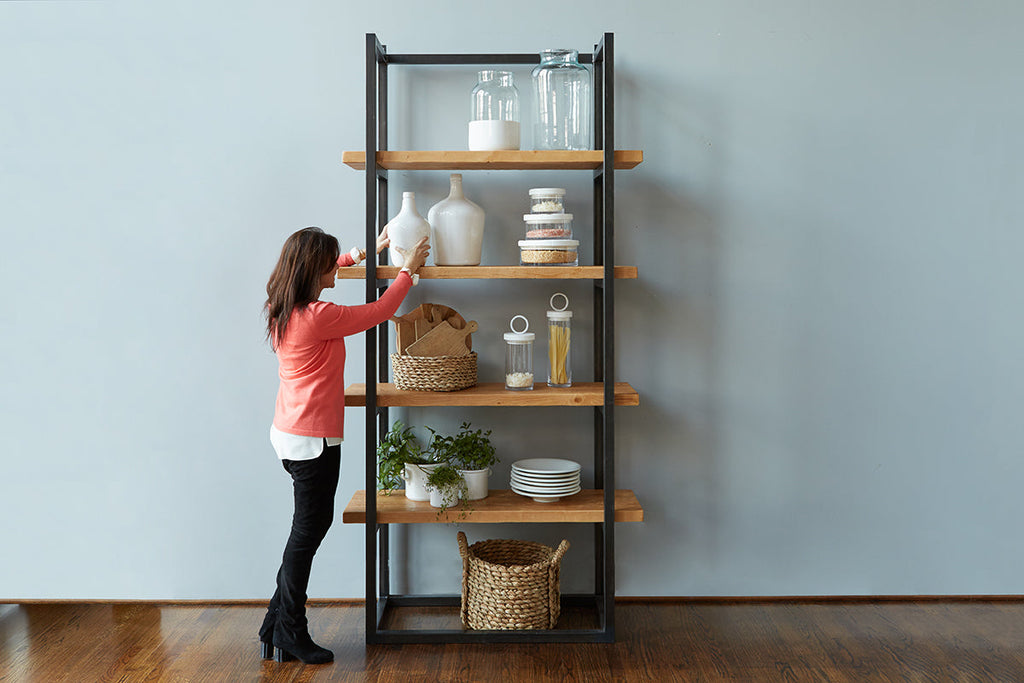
[273,646,296,663]
[260,641,275,660]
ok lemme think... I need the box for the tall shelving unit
[340,32,643,644]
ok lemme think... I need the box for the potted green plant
[427,422,497,500]
[425,462,468,514]
[377,420,436,500]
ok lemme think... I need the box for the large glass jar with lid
[469,70,520,151]
[531,49,591,150]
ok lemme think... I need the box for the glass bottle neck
[540,49,579,65]
[478,70,514,87]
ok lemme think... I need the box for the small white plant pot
[459,467,491,501]
[428,484,462,509]
[403,463,440,501]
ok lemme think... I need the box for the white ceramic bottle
[428,174,485,266]
[386,192,431,268]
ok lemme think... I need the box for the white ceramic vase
[459,467,491,501]
[386,192,431,268]
[402,463,440,501]
[428,174,485,266]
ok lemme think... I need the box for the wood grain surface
[3,600,1023,682]
[343,382,640,407]
[341,150,644,170]
[335,265,640,280]
[341,489,644,524]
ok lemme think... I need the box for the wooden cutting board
[405,320,478,358]
[392,304,471,354]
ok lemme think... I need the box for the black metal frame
[362,33,616,644]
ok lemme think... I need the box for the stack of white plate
[510,458,582,503]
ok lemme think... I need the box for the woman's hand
[376,223,391,255]
[396,236,430,274]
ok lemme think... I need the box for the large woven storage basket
[457,531,570,630]
[390,352,477,392]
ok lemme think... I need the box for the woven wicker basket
[457,531,570,630]
[390,352,477,392]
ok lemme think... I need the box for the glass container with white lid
[504,315,535,390]
[529,187,566,213]
[523,213,573,240]
[518,239,579,266]
[546,293,572,388]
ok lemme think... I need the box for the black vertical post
[364,32,382,644]
[376,39,392,612]
[591,38,606,628]
[595,32,616,643]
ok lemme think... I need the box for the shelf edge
[341,150,643,170]
[335,265,638,280]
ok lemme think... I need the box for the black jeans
[261,441,341,642]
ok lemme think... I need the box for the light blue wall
[2,1,1022,600]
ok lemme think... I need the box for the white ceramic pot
[429,484,462,509]
[428,174,485,266]
[459,467,491,500]
[403,463,440,501]
[386,192,431,268]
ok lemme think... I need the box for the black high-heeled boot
[272,632,333,665]
[259,609,277,660]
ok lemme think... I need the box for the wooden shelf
[344,382,639,407]
[342,150,643,171]
[342,489,644,524]
[336,265,638,280]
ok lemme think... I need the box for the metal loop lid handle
[510,315,530,334]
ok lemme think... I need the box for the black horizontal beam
[384,594,600,608]
[370,628,614,644]
[385,53,594,65]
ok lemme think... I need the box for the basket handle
[457,531,469,559]
[547,540,569,629]
[552,539,570,564]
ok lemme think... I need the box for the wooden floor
[2,600,1023,682]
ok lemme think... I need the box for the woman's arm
[314,236,429,339]
[337,224,391,268]
[337,250,358,268]
[312,273,413,338]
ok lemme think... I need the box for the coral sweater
[273,258,412,439]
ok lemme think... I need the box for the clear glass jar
[529,187,566,213]
[518,239,579,266]
[469,70,520,151]
[547,293,572,387]
[523,213,573,240]
[531,49,591,150]
[504,315,534,390]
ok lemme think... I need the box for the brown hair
[265,227,339,348]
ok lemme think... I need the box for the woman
[260,226,428,664]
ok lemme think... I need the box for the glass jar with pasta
[546,292,572,388]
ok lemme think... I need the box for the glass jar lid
[529,187,566,197]
[518,239,579,249]
[523,213,573,223]
[504,314,535,342]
